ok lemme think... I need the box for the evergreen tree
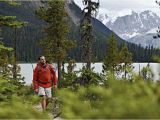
[141,63,154,81]
[0,10,15,76]
[67,59,76,74]
[103,33,120,76]
[0,1,27,84]
[36,0,75,83]
[119,43,133,79]
[60,59,77,88]
[80,0,99,69]
[8,21,27,79]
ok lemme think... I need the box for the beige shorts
[38,86,52,98]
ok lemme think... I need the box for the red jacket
[33,63,57,90]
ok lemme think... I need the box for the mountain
[128,28,160,48]
[98,10,160,47]
[1,1,160,62]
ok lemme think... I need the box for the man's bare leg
[41,96,47,110]
[46,98,51,108]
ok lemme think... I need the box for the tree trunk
[0,27,2,41]
[13,28,17,79]
[86,60,91,70]
[139,64,141,76]
[124,63,127,79]
[57,60,61,86]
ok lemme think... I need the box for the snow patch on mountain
[120,32,140,40]
[146,28,157,34]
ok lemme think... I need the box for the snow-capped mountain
[98,10,160,47]
[128,28,160,48]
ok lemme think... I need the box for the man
[33,56,57,110]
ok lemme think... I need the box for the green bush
[0,97,49,119]
[0,76,49,119]
[58,76,160,119]
[0,76,18,102]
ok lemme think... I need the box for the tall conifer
[119,43,133,78]
[103,33,119,76]
[80,0,99,69]
[36,0,75,83]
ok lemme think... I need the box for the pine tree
[80,0,99,69]
[103,33,120,76]
[0,1,27,80]
[36,0,75,83]
[0,3,14,77]
[8,21,27,79]
[141,63,154,80]
[119,43,133,79]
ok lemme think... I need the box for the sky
[74,0,160,18]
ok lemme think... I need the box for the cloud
[74,0,160,17]
[99,0,156,9]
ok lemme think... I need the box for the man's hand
[34,89,38,94]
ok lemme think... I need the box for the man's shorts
[38,86,52,98]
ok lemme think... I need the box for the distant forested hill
[0,1,159,62]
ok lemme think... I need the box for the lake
[19,63,160,85]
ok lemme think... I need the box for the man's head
[38,56,46,65]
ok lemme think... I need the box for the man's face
[39,56,46,65]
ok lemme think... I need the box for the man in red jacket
[33,56,57,110]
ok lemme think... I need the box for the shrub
[58,76,160,119]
